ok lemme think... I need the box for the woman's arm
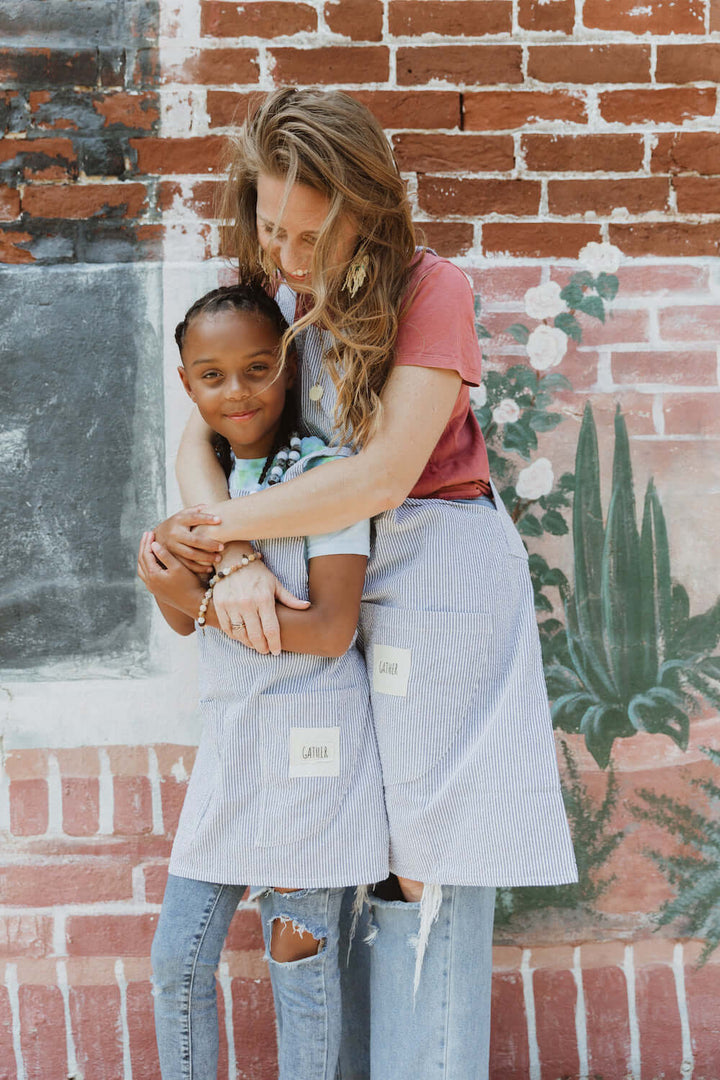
[176,408,231,506]
[198,364,462,543]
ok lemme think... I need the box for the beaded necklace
[262,434,303,486]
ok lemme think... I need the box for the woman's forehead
[255,172,332,231]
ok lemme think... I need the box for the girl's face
[178,308,295,459]
[256,172,359,293]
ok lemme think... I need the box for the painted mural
[472,244,720,972]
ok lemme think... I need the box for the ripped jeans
[151,874,495,1080]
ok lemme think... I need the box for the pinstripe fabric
[277,282,578,888]
[169,448,389,889]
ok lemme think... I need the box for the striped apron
[169,449,389,889]
[276,283,578,888]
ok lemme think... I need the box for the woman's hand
[152,506,224,574]
[137,531,204,613]
[212,553,310,656]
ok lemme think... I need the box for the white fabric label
[371,644,412,697]
[289,727,341,777]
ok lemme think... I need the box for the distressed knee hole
[269,916,325,964]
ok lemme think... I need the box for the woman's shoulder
[407,249,474,301]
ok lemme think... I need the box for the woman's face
[256,172,358,293]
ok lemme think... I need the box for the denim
[339,884,496,1080]
[258,886,345,1080]
[151,874,248,1080]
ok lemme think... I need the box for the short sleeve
[306,518,370,560]
[394,255,482,387]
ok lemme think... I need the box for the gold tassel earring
[343,252,369,298]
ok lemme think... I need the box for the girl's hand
[152,506,224,574]
[212,557,310,656]
[137,531,203,611]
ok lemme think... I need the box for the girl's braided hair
[175,284,301,483]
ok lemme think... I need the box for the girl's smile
[178,308,295,459]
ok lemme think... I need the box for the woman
[156,87,577,1079]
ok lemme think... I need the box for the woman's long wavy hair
[218,87,419,448]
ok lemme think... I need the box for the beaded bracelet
[197,550,263,628]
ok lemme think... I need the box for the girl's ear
[285,350,298,390]
[177,365,197,402]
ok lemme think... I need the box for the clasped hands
[137,505,309,655]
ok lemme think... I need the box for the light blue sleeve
[301,443,370,559]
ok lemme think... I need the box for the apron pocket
[362,604,491,784]
[253,685,367,847]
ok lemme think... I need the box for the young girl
[155,88,578,1080]
[138,284,388,1080]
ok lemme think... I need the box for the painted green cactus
[546,403,720,768]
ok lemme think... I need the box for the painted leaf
[517,513,543,536]
[507,323,530,344]
[542,509,569,536]
[560,282,584,308]
[595,273,619,300]
[529,411,563,432]
[554,312,582,342]
[578,295,605,323]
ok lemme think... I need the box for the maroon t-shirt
[394,252,491,500]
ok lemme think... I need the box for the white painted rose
[526,324,567,370]
[492,398,520,424]
[469,383,487,409]
[579,241,622,276]
[524,281,565,321]
[516,457,554,501]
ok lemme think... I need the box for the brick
[0,48,96,87]
[663,393,720,437]
[143,863,169,905]
[599,88,716,125]
[0,914,54,959]
[325,0,384,40]
[158,179,219,217]
[524,134,644,174]
[350,90,460,129]
[415,221,474,257]
[686,963,720,1075]
[652,132,720,176]
[584,0,704,34]
[534,968,579,1080]
[69,985,124,1079]
[9,779,48,835]
[93,91,159,131]
[27,89,93,133]
[164,48,260,86]
[713,0,720,30]
[23,183,148,221]
[79,136,127,178]
[114,776,153,835]
[224,907,264,953]
[0,184,20,220]
[393,133,514,173]
[229,976,277,1080]
[489,972,529,1080]
[483,222,601,258]
[471,266,542,303]
[579,308,650,347]
[55,747,100,776]
[126,980,161,1080]
[0,985,13,1075]
[528,45,651,84]
[518,0,574,33]
[0,227,35,262]
[635,964,684,1079]
[130,136,227,175]
[270,46,389,85]
[0,136,76,181]
[464,91,587,131]
[159,774,188,835]
[62,777,100,836]
[615,265,709,294]
[584,965,632,1077]
[610,222,720,259]
[19,985,67,1077]
[201,1,317,37]
[612,351,718,387]
[656,44,720,84]
[206,90,257,128]
[674,176,720,214]
[4,749,48,780]
[397,45,522,86]
[2,861,132,906]
[548,178,669,216]
[66,914,159,957]
[389,1,511,37]
[418,177,540,216]
[98,48,126,89]
[133,47,160,88]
